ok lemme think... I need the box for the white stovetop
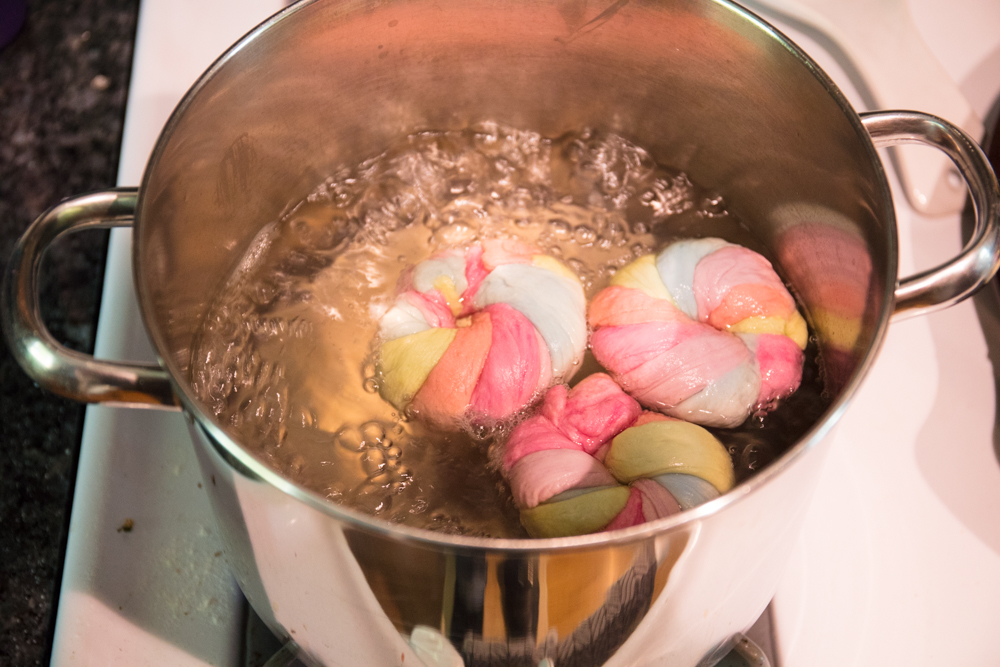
[49,0,1000,665]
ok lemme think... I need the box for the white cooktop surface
[49,0,1000,665]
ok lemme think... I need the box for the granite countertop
[0,1,139,664]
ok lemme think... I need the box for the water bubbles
[573,224,596,246]
[349,484,392,515]
[740,442,774,472]
[472,122,500,149]
[431,222,476,247]
[361,449,387,476]
[292,217,337,250]
[360,421,387,446]
[335,426,366,452]
[448,178,472,195]
[565,258,586,276]
[251,316,288,339]
[701,194,727,217]
[249,281,279,307]
[548,218,571,239]
[636,174,696,220]
[407,497,428,514]
[545,245,564,258]
[402,404,420,422]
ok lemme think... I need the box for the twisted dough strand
[589,238,807,427]
[505,374,735,538]
[377,240,586,426]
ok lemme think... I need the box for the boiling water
[189,124,830,538]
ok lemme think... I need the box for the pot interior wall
[137,0,893,410]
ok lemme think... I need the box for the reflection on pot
[775,205,875,394]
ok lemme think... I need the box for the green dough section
[520,485,631,538]
[605,421,735,493]
[378,327,457,409]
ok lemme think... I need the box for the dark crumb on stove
[197,482,202,488]
[214,551,222,557]
[211,475,216,485]
[117,518,134,533]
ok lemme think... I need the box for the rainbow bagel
[588,238,808,428]
[504,373,735,538]
[377,239,587,426]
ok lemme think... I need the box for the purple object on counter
[0,0,27,49]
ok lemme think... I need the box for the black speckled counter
[0,1,138,664]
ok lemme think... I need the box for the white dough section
[668,359,760,428]
[473,263,586,379]
[655,238,730,319]
[378,296,432,341]
[412,254,468,295]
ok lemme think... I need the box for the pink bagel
[588,238,808,427]
[504,374,735,538]
[377,240,586,426]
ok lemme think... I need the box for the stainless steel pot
[4,1,999,665]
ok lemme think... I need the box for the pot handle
[861,111,1000,320]
[1,188,179,409]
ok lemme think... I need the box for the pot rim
[133,0,897,553]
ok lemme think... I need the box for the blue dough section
[653,473,721,510]
[655,238,729,319]
[473,263,586,379]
